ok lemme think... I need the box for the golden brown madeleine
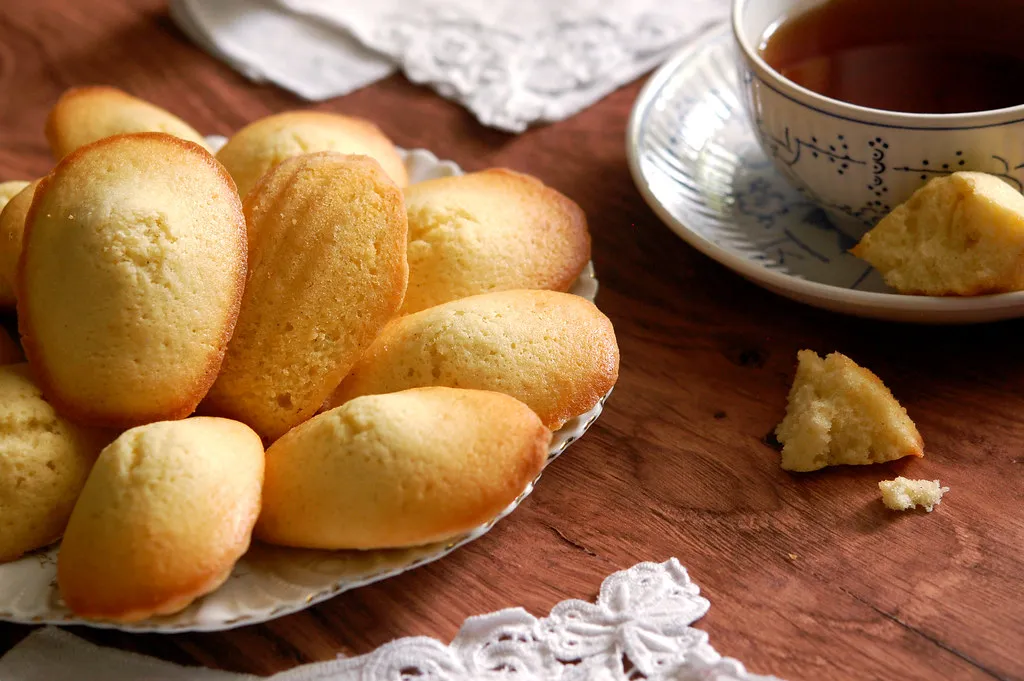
[257,387,549,549]
[45,86,210,160]
[402,169,591,313]
[18,133,246,428]
[0,180,39,308]
[328,290,619,429]
[0,364,110,563]
[201,152,408,441]
[0,181,30,208]
[215,111,408,196]
[58,417,263,622]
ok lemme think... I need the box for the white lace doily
[0,559,782,681]
[170,0,729,132]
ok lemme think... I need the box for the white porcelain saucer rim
[626,23,1024,323]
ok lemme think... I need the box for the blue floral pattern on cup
[631,20,1024,321]
[733,0,1024,241]
[633,27,889,291]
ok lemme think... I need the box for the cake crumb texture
[776,350,923,472]
[852,172,1024,295]
[879,476,949,512]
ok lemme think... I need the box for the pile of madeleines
[0,86,619,623]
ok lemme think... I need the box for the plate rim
[626,23,1024,324]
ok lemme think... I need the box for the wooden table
[0,2,1021,679]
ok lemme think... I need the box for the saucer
[626,23,1024,324]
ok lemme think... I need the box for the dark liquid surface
[760,0,1024,114]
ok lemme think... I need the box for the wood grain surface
[0,2,1021,680]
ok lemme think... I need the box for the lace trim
[0,560,781,680]
[280,559,781,680]
[377,13,689,131]
[275,0,728,132]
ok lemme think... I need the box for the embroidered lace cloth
[0,559,781,680]
[169,0,728,132]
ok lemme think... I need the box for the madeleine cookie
[46,86,210,160]
[18,133,246,428]
[0,364,109,563]
[0,181,30,208]
[402,169,591,313]
[201,152,407,441]
[57,417,264,622]
[0,180,38,308]
[328,290,618,429]
[257,387,549,549]
[776,351,923,472]
[215,111,407,196]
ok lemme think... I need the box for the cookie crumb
[879,476,948,512]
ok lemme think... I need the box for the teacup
[731,0,1024,239]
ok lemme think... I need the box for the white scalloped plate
[627,24,1024,324]
[0,143,609,632]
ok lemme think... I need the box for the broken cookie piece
[775,350,924,472]
[879,477,949,512]
[852,172,1024,296]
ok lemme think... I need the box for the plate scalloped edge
[626,23,1024,325]
[0,144,611,632]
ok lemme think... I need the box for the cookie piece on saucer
[402,169,591,313]
[19,133,247,428]
[775,350,923,472]
[328,289,618,430]
[46,86,210,160]
[257,387,549,549]
[215,111,408,196]
[852,172,1024,295]
[0,180,38,308]
[201,152,408,441]
[57,417,264,622]
[0,364,109,563]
